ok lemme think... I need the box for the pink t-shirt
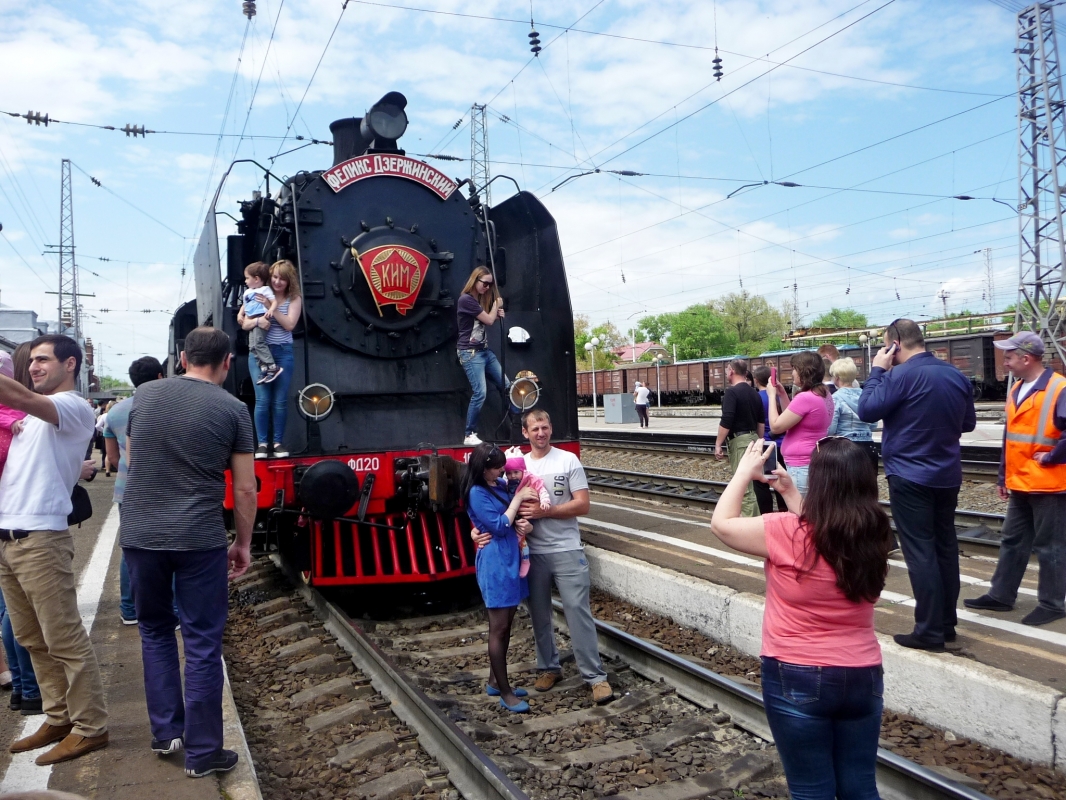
[0,404,27,477]
[761,512,881,667]
[780,390,834,467]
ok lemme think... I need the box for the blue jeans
[250,342,295,445]
[0,586,40,700]
[790,465,810,496]
[761,657,884,800]
[124,547,229,770]
[458,348,508,435]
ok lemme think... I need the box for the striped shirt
[120,376,254,551]
[265,300,293,345]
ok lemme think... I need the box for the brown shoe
[35,732,109,765]
[533,671,562,692]
[591,681,614,705]
[10,722,74,753]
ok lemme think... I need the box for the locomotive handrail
[266,505,409,534]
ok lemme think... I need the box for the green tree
[809,308,869,330]
[98,375,132,391]
[637,313,672,344]
[712,292,789,355]
[669,305,738,360]
[574,316,623,369]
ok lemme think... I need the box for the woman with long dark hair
[457,266,507,446]
[710,438,891,800]
[461,443,537,712]
[767,350,834,496]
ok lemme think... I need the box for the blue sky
[0,0,1027,375]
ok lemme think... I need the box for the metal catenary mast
[1016,3,1066,364]
[470,103,490,206]
[57,158,80,342]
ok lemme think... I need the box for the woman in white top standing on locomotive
[238,259,303,459]
[457,266,507,446]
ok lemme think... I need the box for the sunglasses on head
[816,435,848,452]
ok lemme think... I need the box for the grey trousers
[989,491,1066,614]
[248,321,275,370]
[526,550,608,685]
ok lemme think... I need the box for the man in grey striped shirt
[120,326,257,778]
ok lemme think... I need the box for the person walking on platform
[859,319,976,651]
[965,332,1066,626]
[0,334,108,764]
[120,327,257,777]
[632,381,651,427]
[715,359,765,517]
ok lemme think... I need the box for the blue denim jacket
[858,352,976,487]
[827,387,875,442]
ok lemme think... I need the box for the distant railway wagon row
[577,330,1053,406]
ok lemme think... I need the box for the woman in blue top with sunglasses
[461,443,537,712]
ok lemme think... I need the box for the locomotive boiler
[171,92,579,588]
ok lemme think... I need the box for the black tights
[487,606,519,701]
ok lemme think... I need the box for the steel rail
[584,466,1005,546]
[273,556,530,800]
[554,601,994,800]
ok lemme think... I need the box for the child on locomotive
[243,261,283,386]
[503,448,550,578]
[461,443,537,712]
[457,266,507,446]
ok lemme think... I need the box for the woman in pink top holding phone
[711,437,892,800]
[767,350,835,496]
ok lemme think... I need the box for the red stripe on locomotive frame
[322,154,458,200]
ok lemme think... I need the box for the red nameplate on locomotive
[354,244,430,315]
[323,154,458,199]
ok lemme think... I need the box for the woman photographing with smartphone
[710,438,892,800]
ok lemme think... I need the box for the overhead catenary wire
[69,162,187,239]
[0,230,51,288]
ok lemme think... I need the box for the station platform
[579,413,1006,446]
[0,478,258,800]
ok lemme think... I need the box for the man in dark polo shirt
[859,319,976,652]
[120,327,258,777]
[715,358,765,517]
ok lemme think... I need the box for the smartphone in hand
[770,365,777,384]
[763,441,779,480]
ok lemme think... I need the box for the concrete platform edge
[220,658,264,800]
[584,544,1064,769]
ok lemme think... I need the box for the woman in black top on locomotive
[457,266,507,446]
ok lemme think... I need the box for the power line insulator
[243,1,257,19]
[122,124,146,138]
[529,29,541,56]
[712,53,723,82]
[90,176,101,186]
[25,110,50,126]
[452,118,463,130]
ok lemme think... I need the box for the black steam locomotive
[169,92,579,588]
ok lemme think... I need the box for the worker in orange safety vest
[964,331,1066,626]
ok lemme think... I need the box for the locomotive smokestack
[329,117,371,166]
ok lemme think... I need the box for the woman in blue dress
[462,443,537,712]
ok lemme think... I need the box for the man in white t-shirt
[518,409,612,703]
[632,381,651,428]
[0,334,108,765]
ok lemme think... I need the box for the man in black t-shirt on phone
[715,358,765,517]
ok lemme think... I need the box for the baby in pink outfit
[504,450,550,578]
[0,352,26,475]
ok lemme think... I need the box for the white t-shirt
[243,285,275,317]
[523,446,588,554]
[0,391,95,530]
[1016,378,1039,404]
[634,386,651,405]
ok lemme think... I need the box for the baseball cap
[993,331,1045,356]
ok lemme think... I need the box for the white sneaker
[463,433,482,446]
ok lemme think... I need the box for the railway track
[254,556,994,800]
[580,430,1003,484]
[584,467,1005,547]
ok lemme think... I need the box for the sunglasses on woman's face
[478,279,493,287]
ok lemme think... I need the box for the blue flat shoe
[499,698,530,713]
[486,685,527,697]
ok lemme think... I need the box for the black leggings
[635,404,649,427]
[486,606,519,700]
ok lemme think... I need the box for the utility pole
[1015,3,1066,364]
[470,103,490,205]
[938,289,950,319]
[980,248,996,313]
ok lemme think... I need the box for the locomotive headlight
[360,92,409,142]
[509,373,541,411]
[297,383,336,422]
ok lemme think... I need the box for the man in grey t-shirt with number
[518,409,612,703]
[120,327,258,778]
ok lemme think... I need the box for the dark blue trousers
[887,476,960,644]
[124,547,228,770]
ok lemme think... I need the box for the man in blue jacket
[859,319,977,652]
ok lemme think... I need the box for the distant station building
[613,341,669,363]
[0,304,99,392]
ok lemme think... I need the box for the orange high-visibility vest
[1004,371,1066,493]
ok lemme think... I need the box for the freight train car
[173,92,579,589]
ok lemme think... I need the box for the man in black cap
[965,332,1066,626]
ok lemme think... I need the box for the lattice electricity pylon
[1016,3,1066,365]
[470,103,490,206]
[57,158,80,341]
